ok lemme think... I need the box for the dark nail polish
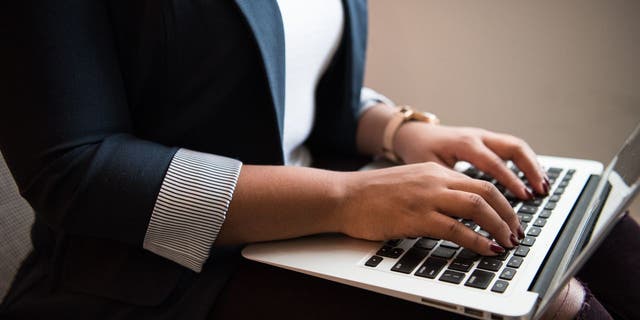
[490,242,505,253]
[544,175,550,185]
[518,225,525,239]
[510,233,519,247]
[524,187,534,200]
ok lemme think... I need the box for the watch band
[381,106,439,163]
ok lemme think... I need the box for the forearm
[215,165,346,245]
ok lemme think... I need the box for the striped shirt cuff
[359,87,395,116]
[143,148,242,272]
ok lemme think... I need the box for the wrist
[325,170,352,234]
[381,106,439,163]
[393,121,428,164]
[329,170,364,235]
[356,103,396,157]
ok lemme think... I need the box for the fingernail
[510,233,519,247]
[518,225,525,239]
[544,175,550,185]
[490,242,505,253]
[524,187,534,200]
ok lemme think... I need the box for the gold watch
[382,106,440,163]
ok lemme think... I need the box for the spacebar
[391,248,429,274]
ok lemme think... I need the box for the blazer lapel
[344,0,367,118]
[234,0,285,142]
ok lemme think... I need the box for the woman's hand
[394,122,549,199]
[336,162,523,256]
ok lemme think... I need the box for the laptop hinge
[528,174,601,296]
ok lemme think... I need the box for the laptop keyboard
[364,165,576,293]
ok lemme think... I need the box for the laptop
[242,123,640,320]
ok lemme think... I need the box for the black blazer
[0,0,367,318]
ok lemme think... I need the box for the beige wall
[365,0,640,220]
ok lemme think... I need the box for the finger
[462,142,532,200]
[483,132,548,196]
[419,212,506,256]
[434,189,519,248]
[448,178,524,239]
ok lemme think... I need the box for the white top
[277,0,344,166]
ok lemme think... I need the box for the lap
[210,215,640,320]
[208,259,468,319]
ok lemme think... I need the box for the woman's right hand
[335,162,524,256]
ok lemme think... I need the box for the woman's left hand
[393,122,549,200]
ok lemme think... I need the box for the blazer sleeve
[0,1,241,272]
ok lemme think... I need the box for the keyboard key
[439,269,466,284]
[390,247,404,258]
[518,213,533,223]
[499,268,517,280]
[547,172,560,180]
[533,218,547,227]
[548,195,561,202]
[494,250,510,261]
[504,190,518,201]
[521,236,536,247]
[491,280,509,293]
[376,246,392,257]
[518,205,538,214]
[415,257,448,279]
[449,258,474,272]
[545,202,557,210]
[478,258,503,272]
[477,229,491,238]
[386,239,402,247]
[391,248,429,274]
[478,173,494,182]
[462,219,478,229]
[441,240,460,249]
[507,256,524,268]
[377,246,404,258]
[464,167,480,178]
[524,198,543,206]
[559,180,569,188]
[510,165,522,176]
[432,246,457,259]
[414,238,438,250]
[527,227,542,237]
[365,255,383,267]
[514,246,530,257]
[539,210,552,218]
[521,222,529,231]
[457,249,480,260]
[554,187,565,195]
[508,200,520,208]
[465,269,495,289]
[547,167,562,174]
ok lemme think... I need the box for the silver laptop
[243,123,640,320]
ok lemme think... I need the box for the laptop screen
[541,123,640,313]
[588,123,640,244]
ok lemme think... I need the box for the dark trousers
[3,216,638,319]
[209,215,640,320]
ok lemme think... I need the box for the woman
[0,1,636,319]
